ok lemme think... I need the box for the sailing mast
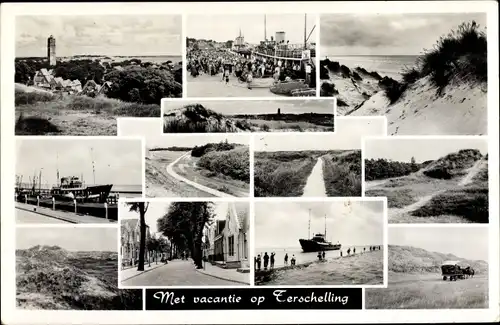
[56,152,60,186]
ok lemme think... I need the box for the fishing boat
[299,211,341,252]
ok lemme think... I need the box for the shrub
[15,114,61,135]
[15,90,56,106]
[322,151,362,196]
[191,141,236,157]
[197,147,249,182]
[416,21,487,93]
[379,76,408,104]
[320,82,338,97]
[401,67,421,84]
[365,158,422,181]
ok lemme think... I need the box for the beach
[323,55,418,81]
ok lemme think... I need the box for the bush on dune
[191,140,237,157]
[15,113,61,135]
[320,82,338,97]
[15,89,56,106]
[197,147,249,182]
[423,149,483,179]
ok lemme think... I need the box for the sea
[114,56,182,65]
[323,55,419,81]
[256,247,383,285]
[255,245,380,268]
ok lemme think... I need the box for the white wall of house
[223,205,240,263]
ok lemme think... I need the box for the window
[228,235,235,257]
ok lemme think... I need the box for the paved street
[121,259,241,286]
[16,208,71,224]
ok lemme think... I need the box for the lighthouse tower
[47,35,56,66]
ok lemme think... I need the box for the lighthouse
[47,35,56,66]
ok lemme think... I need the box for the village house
[120,218,152,268]
[32,68,83,93]
[212,203,249,269]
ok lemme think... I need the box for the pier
[15,202,115,224]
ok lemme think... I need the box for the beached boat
[299,212,341,252]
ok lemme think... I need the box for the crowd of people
[187,47,314,89]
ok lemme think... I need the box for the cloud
[321,13,487,55]
[16,15,181,56]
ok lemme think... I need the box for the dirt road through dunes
[302,158,327,197]
[366,273,488,309]
[459,159,486,186]
[167,153,249,197]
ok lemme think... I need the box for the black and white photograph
[254,199,385,286]
[15,15,182,136]
[16,227,143,310]
[254,117,386,197]
[186,14,317,97]
[365,226,488,309]
[364,137,488,224]
[162,98,335,133]
[320,13,487,135]
[119,201,250,287]
[15,137,143,224]
[119,118,250,198]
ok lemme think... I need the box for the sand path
[166,152,235,198]
[302,158,327,197]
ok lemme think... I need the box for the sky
[16,15,181,57]
[16,227,117,251]
[187,14,316,44]
[389,227,488,262]
[364,138,488,163]
[164,99,335,115]
[120,201,230,235]
[16,138,143,186]
[255,117,385,151]
[255,200,384,249]
[321,13,487,56]
[117,118,249,149]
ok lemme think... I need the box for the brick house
[120,218,151,268]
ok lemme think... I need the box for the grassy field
[16,246,142,310]
[321,150,362,196]
[366,245,488,309]
[254,151,326,197]
[15,86,160,136]
[145,150,215,197]
[197,146,250,182]
[366,272,488,309]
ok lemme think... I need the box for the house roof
[121,218,149,231]
[230,202,248,231]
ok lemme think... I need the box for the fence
[18,195,118,221]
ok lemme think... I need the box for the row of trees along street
[127,201,214,271]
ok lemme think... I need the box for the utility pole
[308,209,311,239]
[264,15,267,41]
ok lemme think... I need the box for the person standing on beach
[322,251,325,260]
[317,251,322,261]
[270,253,275,269]
[263,252,269,270]
[353,247,356,254]
[291,255,296,266]
[340,251,343,257]
[284,253,288,265]
[347,248,351,255]
[247,71,253,90]
[257,254,262,271]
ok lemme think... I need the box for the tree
[127,202,149,271]
[157,202,214,269]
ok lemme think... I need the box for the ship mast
[324,214,327,238]
[308,209,311,239]
[56,152,60,186]
[264,15,267,41]
[304,14,307,50]
[90,148,96,185]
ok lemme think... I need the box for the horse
[462,266,475,278]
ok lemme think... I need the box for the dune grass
[367,188,418,208]
[15,89,160,135]
[411,185,488,223]
[254,151,321,197]
[321,151,362,196]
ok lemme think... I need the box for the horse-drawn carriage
[441,260,475,281]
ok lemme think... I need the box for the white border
[160,97,337,135]
[117,197,252,289]
[1,1,498,324]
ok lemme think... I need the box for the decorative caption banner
[145,288,362,310]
